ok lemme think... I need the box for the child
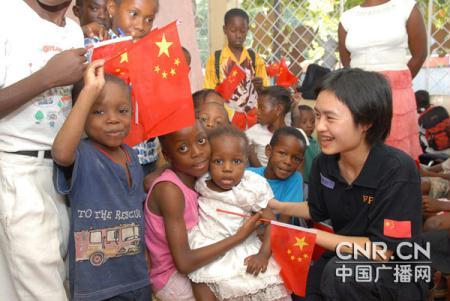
[246,86,291,167]
[291,105,320,188]
[193,89,226,108]
[270,69,427,300]
[204,8,269,130]
[0,1,85,300]
[196,102,230,132]
[248,127,306,224]
[103,0,160,175]
[52,62,151,300]
[73,0,110,41]
[188,126,291,301]
[145,121,261,300]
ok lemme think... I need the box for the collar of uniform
[223,46,250,65]
[322,143,383,189]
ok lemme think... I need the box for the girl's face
[162,121,211,178]
[208,135,247,192]
[197,103,229,132]
[108,0,158,40]
[265,135,304,180]
[85,81,131,150]
[256,95,279,126]
[314,90,369,156]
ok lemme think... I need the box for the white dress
[188,171,291,301]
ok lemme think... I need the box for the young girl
[145,121,261,301]
[188,126,291,301]
[246,86,292,167]
[270,69,427,300]
[196,102,230,132]
[53,62,151,300]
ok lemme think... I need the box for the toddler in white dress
[188,126,291,301]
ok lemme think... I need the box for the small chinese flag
[266,61,281,77]
[276,58,298,88]
[270,221,316,297]
[383,219,412,238]
[127,21,195,145]
[312,222,334,261]
[215,64,246,100]
[91,38,134,84]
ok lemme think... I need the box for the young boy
[246,86,291,167]
[248,127,306,224]
[53,62,150,301]
[204,8,269,130]
[73,0,111,41]
[291,104,320,187]
[196,102,230,132]
[0,1,85,300]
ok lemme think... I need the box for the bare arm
[0,48,87,119]
[52,60,105,167]
[269,199,311,220]
[151,182,262,274]
[338,23,351,68]
[406,5,427,78]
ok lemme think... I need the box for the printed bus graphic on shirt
[74,223,141,267]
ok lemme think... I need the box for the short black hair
[208,125,249,155]
[415,90,430,111]
[317,68,392,146]
[260,86,292,115]
[270,126,307,149]
[71,74,130,105]
[224,8,249,26]
[192,89,222,109]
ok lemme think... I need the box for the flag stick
[216,208,271,223]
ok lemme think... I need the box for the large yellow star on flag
[156,34,173,57]
[293,236,309,251]
[120,52,128,63]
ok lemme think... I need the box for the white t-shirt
[245,123,272,166]
[0,1,84,151]
[340,0,416,71]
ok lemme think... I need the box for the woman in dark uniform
[270,68,428,300]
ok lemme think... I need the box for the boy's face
[85,82,131,149]
[223,16,248,49]
[161,121,211,178]
[265,135,304,180]
[257,95,279,126]
[197,103,229,133]
[108,0,158,40]
[209,135,247,191]
[73,0,110,28]
[297,109,315,137]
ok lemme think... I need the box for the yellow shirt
[204,46,269,114]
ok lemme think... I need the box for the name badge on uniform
[320,173,335,189]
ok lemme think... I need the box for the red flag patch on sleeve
[383,219,411,238]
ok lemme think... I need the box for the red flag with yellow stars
[276,58,298,88]
[127,22,195,144]
[383,219,412,238]
[270,221,316,297]
[91,38,133,84]
[215,64,246,100]
[266,61,281,77]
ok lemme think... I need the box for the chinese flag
[127,22,195,145]
[312,222,334,261]
[270,221,316,297]
[91,38,134,84]
[276,58,298,88]
[383,219,412,238]
[266,61,281,77]
[215,64,246,100]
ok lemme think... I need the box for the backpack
[418,106,450,151]
[214,49,256,84]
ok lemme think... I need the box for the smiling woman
[270,68,428,300]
